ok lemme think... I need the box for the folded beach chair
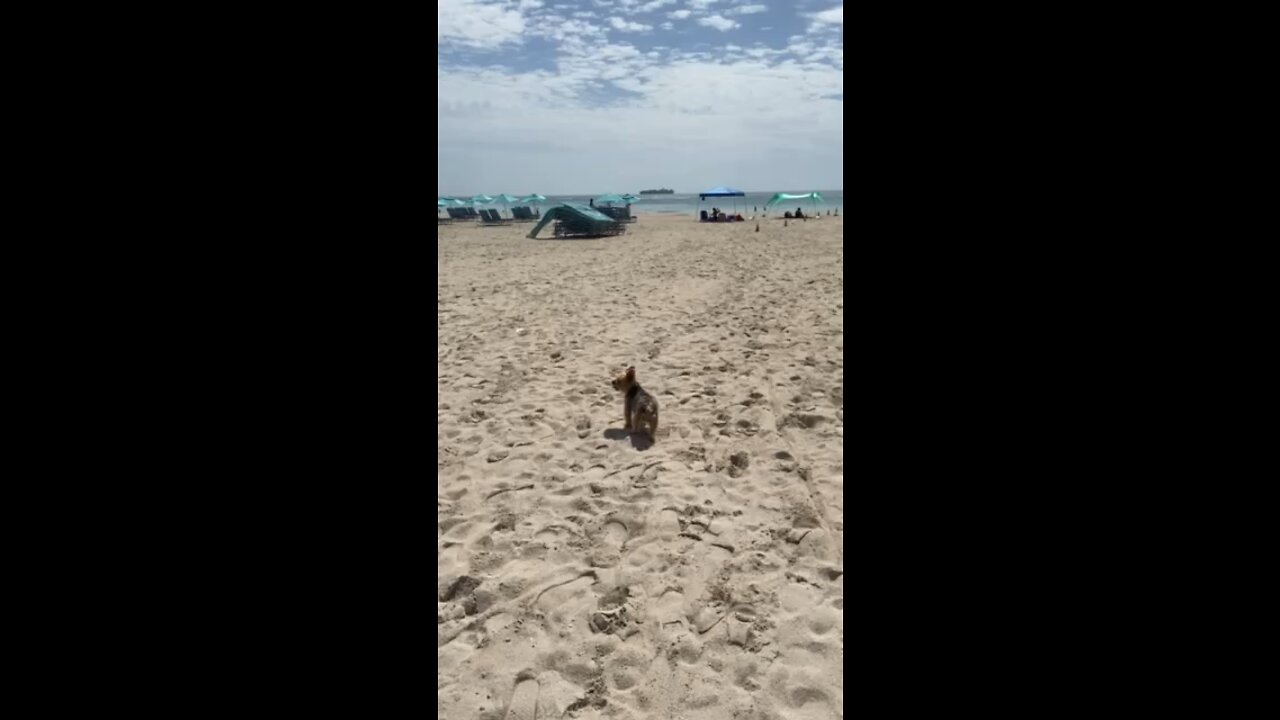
[526,203,626,239]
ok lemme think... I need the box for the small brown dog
[612,366,659,441]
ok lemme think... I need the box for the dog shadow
[603,428,653,451]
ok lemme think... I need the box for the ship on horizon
[638,188,674,195]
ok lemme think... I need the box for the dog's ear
[626,367,635,379]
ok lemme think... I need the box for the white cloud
[688,0,719,9]
[733,4,767,14]
[437,4,843,195]
[610,16,653,31]
[529,17,608,44]
[698,14,738,31]
[438,54,843,193]
[813,6,842,24]
[661,21,674,29]
[572,10,596,17]
[669,9,691,19]
[637,0,678,11]
[438,0,525,48]
[518,0,544,9]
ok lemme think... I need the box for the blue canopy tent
[698,185,746,221]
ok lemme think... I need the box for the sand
[438,213,844,720]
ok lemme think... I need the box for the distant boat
[638,188,674,195]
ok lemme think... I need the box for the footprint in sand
[591,518,628,568]
[503,675,539,720]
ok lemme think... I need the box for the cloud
[610,16,653,31]
[812,5,843,25]
[688,0,719,9]
[733,4,767,14]
[636,0,678,11]
[438,55,843,193]
[697,14,739,31]
[661,21,674,29]
[438,0,525,49]
[437,1,843,194]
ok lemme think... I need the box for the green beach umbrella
[470,195,494,205]
[621,193,639,202]
[493,193,520,215]
[594,193,628,207]
[764,192,823,215]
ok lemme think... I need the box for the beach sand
[438,213,844,719]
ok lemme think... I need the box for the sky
[438,0,843,195]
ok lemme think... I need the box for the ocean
[541,190,844,216]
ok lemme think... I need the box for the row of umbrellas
[438,193,644,211]
[438,194,548,212]
[593,193,639,207]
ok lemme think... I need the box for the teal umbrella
[470,195,494,206]
[621,193,639,202]
[595,193,628,207]
[493,193,520,216]
[438,198,448,207]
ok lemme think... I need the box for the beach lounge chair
[595,206,637,223]
[478,209,513,225]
